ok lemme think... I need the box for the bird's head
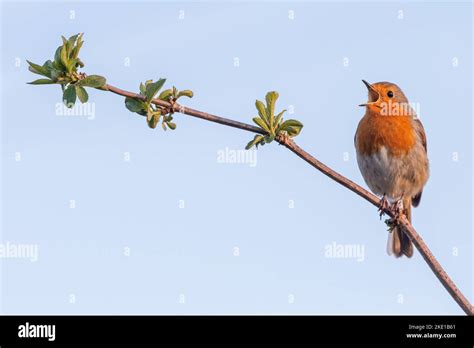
[359,80,409,114]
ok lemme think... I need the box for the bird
[354,80,429,258]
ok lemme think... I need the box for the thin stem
[106,84,265,134]
[104,83,473,315]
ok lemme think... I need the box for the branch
[106,85,265,135]
[105,83,473,315]
[28,34,473,315]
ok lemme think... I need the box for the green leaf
[167,122,177,130]
[71,34,84,59]
[252,117,271,133]
[63,85,77,108]
[139,82,146,95]
[53,46,66,71]
[146,108,154,122]
[27,78,56,85]
[264,135,275,143]
[265,91,279,128]
[274,109,286,129]
[60,43,70,72]
[76,86,89,103]
[27,60,57,80]
[279,119,303,130]
[279,119,303,137]
[76,58,85,68]
[27,60,50,77]
[66,58,78,74]
[77,75,106,88]
[177,90,193,99]
[50,69,64,82]
[286,127,300,137]
[158,89,172,100]
[42,60,55,78]
[67,34,79,56]
[245,134,265,150]
[145,78,166,102]
[255,100,268,122]
[172,86,178,98]
[54,46,61,61]
[147,111,161,129]
[125,97,147,114]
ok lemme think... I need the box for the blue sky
[0,0,472,314]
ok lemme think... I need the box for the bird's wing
[413,117,427,153]
[412,191,423,207]
[411,117,427,207]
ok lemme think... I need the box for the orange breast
[356,111,416,157]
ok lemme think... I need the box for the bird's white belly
[356,146,427,200]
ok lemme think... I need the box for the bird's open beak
[359,80,380,107]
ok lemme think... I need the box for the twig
[105,83,473,315]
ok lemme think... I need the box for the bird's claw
[385,199,404,229]
[378,195,390,219]
[392,199,404,220]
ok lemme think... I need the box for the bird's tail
[387,197,413,258]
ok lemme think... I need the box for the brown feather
[412,191,423,207]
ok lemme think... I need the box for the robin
[354,80,429,258]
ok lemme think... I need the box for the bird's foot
[385,199,404,229]
[392,198,404,220]
[378,195,390,219]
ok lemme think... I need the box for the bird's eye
[387,91,394,98]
